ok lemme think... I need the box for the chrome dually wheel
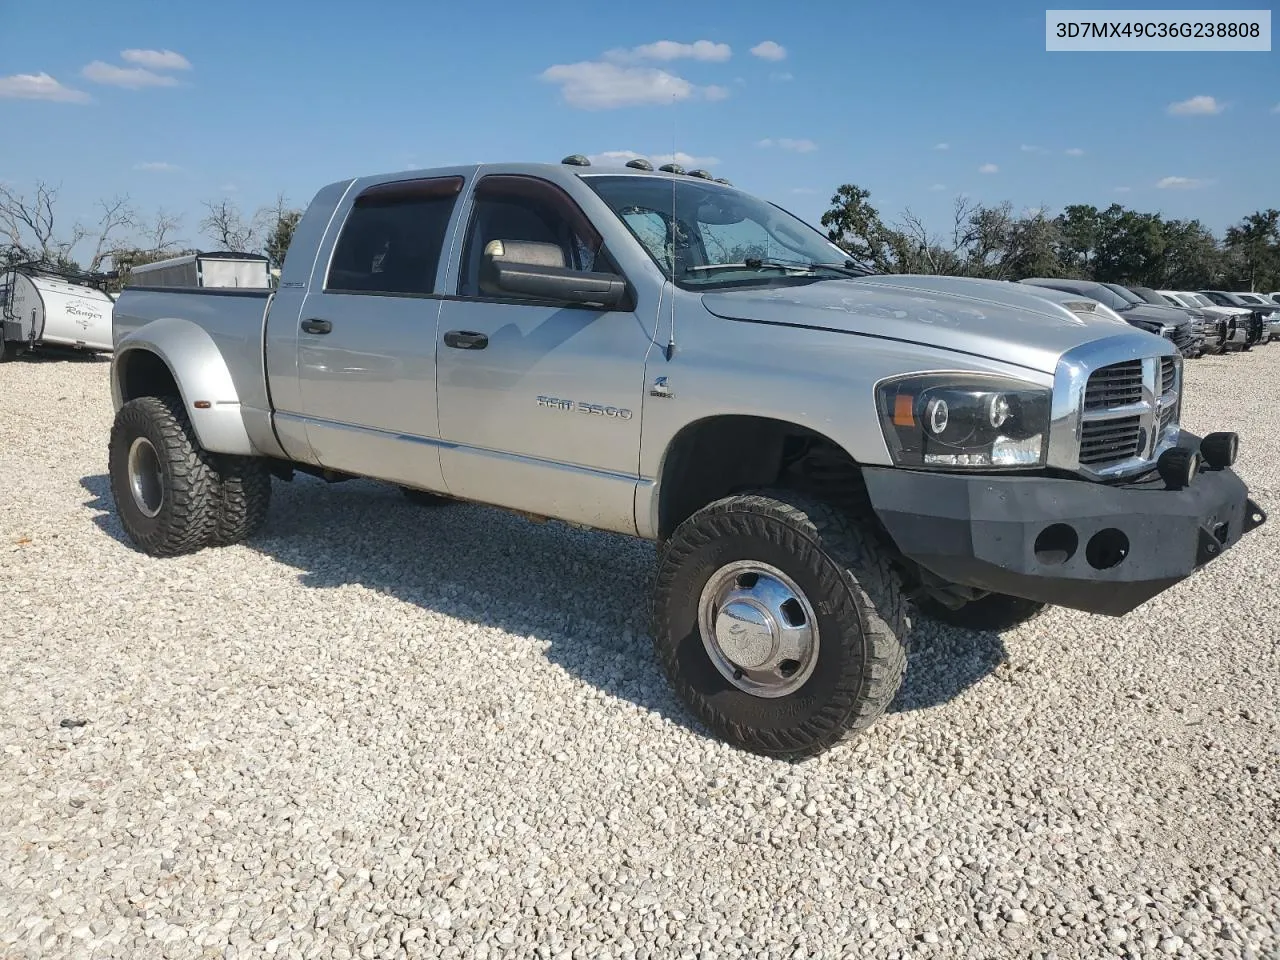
[108,395,220,557]
[653,488,910,759]
[127,436,165,518]
[698,560,820,698]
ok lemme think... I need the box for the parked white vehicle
[1158,290,1251,350]
[1,266,115,360]
[126,251,272,289]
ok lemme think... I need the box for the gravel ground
[1,347,1278,960]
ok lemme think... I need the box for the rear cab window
[325,177,464,296]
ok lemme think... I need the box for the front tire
[653,490,909,759]
[108,395,220,556]
[915,592,1045,631]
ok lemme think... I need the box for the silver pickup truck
[108,158,1266,758]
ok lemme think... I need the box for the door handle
[300,318,332,335]
[443,330,488,350]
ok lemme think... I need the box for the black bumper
[863,438,1266,617]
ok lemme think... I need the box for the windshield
[1080,285,1131,310]
[1103,283,1144,305]
[1237,293,1263,304]
[1191,294,1214,307]
[582,174,867,289]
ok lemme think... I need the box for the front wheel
[653,490,909,759]
[108,395,220,556]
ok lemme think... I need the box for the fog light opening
[1213,522,1229,544]
[1034,523,1078,566]
[1086,528,1130,570]
[1200,431,1239,469]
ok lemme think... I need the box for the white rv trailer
[127,251,271,289]
[0,267,115,360]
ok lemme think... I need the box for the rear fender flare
[111,316,256,456]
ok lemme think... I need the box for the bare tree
[85,195,137,272]
[199,198,260,252]
[0,180,83,265]
[142,208,183,254]
[262,193,303,270]
[0,180,136,272]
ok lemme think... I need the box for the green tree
[1223,209,1280,291]
[1053,204,1103,277]
[262,193,303,271]
[1157,219,1225,288]
[820,184,912,273]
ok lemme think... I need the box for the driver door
[434,174,651,535]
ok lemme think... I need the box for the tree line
[0,180,302,289]
[820,184,1280,291]
[4,176,1278,293]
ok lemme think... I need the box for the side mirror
[480,239,626,309]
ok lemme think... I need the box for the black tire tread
[108,395,220,557]
[211,455,272,545]
[653,488,910,759]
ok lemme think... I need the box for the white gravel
[1,347,1278,960]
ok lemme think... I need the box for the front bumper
[863,433,1266,617]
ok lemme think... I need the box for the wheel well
[656,416,864,540]
[119,350,180,403]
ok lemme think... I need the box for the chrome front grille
[1083,360,1143,410]
[1079,414,1143,466]
[1076,356,1181,475]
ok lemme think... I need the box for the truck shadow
[9,347,110,363]
[79,473,1006,739]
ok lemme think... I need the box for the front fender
[112,317,257,456]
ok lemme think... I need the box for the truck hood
[1117,302,1192,331]
[700,274,1145,374]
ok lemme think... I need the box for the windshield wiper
[685,258,866,278]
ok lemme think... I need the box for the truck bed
[112,286,275,432]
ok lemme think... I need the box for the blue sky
[2,0,1276,261]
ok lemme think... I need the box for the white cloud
[750,41,787,61]
[757,137,818,153]
[1020,144,1046,153]
[929,183,947,191]
[790,187,816,194]
[1114,186,1132,193]
[539,60,726,109]
[1167,95,1223,116]
[586,150,721,169]
[134,161,180,172]
[82,60,179,89]
[1065,147,1085,156]
[121,49,191,71]
[0,72,89,103]
[933,142,950,151]
[606,40,731,63]
[219,183,239,194]
[770,71,794,82]
[978,163,999,174]
[1156,176,1211,189]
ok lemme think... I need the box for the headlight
[875,373,1051,470]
